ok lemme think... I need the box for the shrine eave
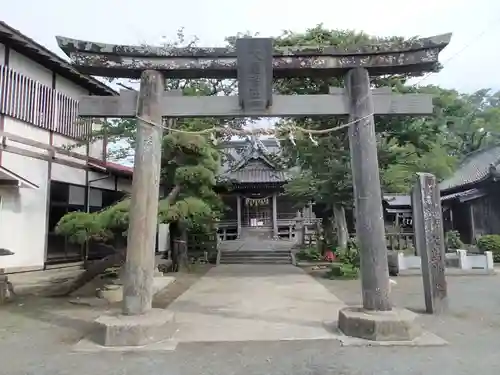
[220,169,288,184]
[55,34,451,79]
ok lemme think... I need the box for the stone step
[219,258,292,264]
[221,251,291,257]
[219,250,292,264]
[220,255,290,260]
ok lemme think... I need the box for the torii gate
[56,33,451,346]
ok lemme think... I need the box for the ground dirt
[1,264,500,375]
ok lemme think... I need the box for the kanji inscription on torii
[236,38,273,112]
[56,31,452,346]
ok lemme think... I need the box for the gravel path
[0,271,499,375]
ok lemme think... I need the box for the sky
[2,0,500,94]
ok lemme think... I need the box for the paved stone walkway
[1,269,500,374]
[168,264,345,342]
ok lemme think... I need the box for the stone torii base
[91,309,175,347]
[338,307,421,342]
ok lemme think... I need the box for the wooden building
[440,145,500,244]
[0,21,137,271]
[382,194,413,231]
[216,136,314,241]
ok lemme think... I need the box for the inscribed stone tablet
[236,38,273,111]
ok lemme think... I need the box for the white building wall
[0,42,122,271]
[88,171,116,191]
[50,133,87,185]
[0,118,50,271]
[117,177,133,193]
[8,49,53,86]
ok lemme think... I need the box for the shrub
[445,230,464,250]
[296,247,322,261]
[337,239,360,269]
[325,263,359,280]
[325,239,360,279]
[476,235,500,262]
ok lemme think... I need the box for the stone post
[412,172,448,314]
[272,192,278,239]
[236,194,242,239]
[122,70,164,316]
[456,249,468,270]
[345,68,391,311]
[295,213,304,246]
[485,251,494,272]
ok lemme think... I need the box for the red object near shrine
[324,250,336,262]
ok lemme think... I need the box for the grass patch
[325,263,359,280]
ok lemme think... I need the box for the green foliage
[476,235,500,262]
[337,239,361,269]
[55,212,108,244]
[58,120,223,244]
[445,230,464,250]
[275,26,451,209]
[326,263,359,280]
[159,196,218,232]
[278,25,500,209]
[325,239,360,280]
[55,199,130,244]
[296,247,322,261]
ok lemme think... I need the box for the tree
[381,86,500,192]
[53,30,244,294]
[272,25,450,248]
[55,122,222,294]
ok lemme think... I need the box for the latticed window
[0,65,90,139]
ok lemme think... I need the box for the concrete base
[92,308,175,347]
[95,276,175,303]
[338,306,421,341]
[338,330,448,347]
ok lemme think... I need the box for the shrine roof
[383,195,411,207]
[218,137,289,184]
[223,169,289,184]
[439,145,500,194]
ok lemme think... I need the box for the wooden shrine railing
[0,64,91,139]
[216,220,238,241]
[386,232,415,251]
[187,232,218,261]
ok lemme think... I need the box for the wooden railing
[188,232,218,260]
[0,64,91,139]
[386,232,415,251]
[216,220,238,241]
[277,219,295,240]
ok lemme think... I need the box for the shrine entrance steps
[219,250,292,265]
[218,238,295,265]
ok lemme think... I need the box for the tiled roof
[439,145,500,192]
[0,21,116,96]
[225,169,288,184]
[219,137,288,185]
[383,195,411,207]
[441,188,486,202]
